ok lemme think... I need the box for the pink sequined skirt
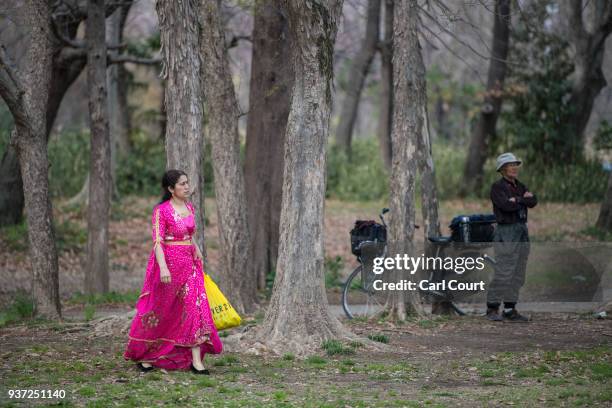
[124,244,223,369]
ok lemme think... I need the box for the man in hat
[486,152,537,322]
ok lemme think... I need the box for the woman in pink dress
[124,169,222,374]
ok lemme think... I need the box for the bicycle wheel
[342,265,387,319]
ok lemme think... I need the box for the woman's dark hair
[159,169,188,203]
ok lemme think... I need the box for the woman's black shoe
[137,363,154,372]
[190,364,210,375]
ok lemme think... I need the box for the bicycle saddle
[427,236,453,244]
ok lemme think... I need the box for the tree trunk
[335,0,381,154]
[156,0,207,261]
[85,0,112,295]
[107,3,133,199]
[386,0,427,320]
[596,171,612,231]
[244,0,293,291]
[419,111,449,315]
[563,0,612,149]
[0,1,61,318]
[0,18,86,226]
[418,111,441,241]
[461,0,511,196]
[0,149,24,225]
[255,0,354,355]
[377,0,393,172]
[200,0,257,314]
[111,4,132,154]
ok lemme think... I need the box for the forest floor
[0,308,611,407]
[1,197,611,406]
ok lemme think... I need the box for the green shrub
[0,221,28,251]
[367,333,389,344]
[84,304,96,321]
[432,143,607,203]
[116,130,166,197]
[326,139,389,201]
[48,131,90,198]
[45,129,217,200]
[324,255,344,288]
[0,290,34,327]
[321,339,356,356]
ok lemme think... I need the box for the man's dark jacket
[490,177,537,224]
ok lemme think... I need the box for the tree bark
[109,4,132,154]
[386,0,427,320]
[563,0,612,149]
[200,0,257,314]
[0,148,23,225]
[596,171,612,231]
[419,112,441,241]
[244,0,293,291]
[255,0,355,355]
[461,0,511,196]
[0,12,87,226]
[156,0,207,262]
[335,0,381,154]
[377,0,393,171]
[0,1,61,318]
[107,3,133,199]
[419,111,448,315]
[85,0,112,295]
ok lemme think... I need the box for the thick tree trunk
[335,0,381,154]
[255,0,354,355]
[377,0,393,171]
[86,0,112,295]
[244,0,293,291]
[461,0,511,196]
[16,132,61,319]
[596,172,612,231]
[156,0,207,261]
[200,0,257,314]
[0,19,86,226]
[0,1,61,318]
[563,0,612,150]
[386,0,427,320]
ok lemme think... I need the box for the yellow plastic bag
[204,273,241,331]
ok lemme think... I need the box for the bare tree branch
[0,44,28,128]
[419,3,520,67]
[420,23,486,86]
[50,19,126,50]
[51,0,132,22]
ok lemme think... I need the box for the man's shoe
[486,307,503,321]
[503,309,529,322]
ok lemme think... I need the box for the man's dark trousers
[486,223,530,305]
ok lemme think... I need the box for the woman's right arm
[152,206,171,283]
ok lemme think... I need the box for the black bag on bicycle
[449,214,496,243]
[350,220,387,256]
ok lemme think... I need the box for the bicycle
[341,208,497,319]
